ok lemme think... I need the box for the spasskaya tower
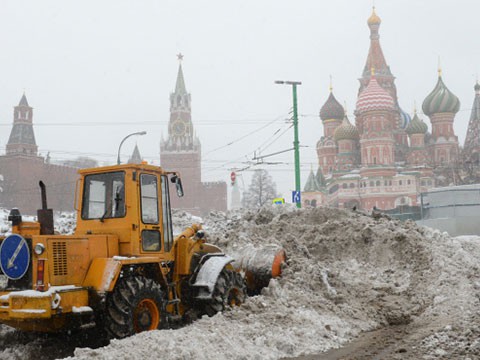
[160,54,226,215]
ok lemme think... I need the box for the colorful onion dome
[334,115,359,141]
[320,92,345,121]
[356,75,395,114]
[422,75,460,116]
[367,7,381,25]
[406,112,428,135]
[399,107,411,129]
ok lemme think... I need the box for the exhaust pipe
[37,181,54,235]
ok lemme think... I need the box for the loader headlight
[34,243,45,255]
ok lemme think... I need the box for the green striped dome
[334,115,359,141]
[422,76,460,116]
[406,113,428,135]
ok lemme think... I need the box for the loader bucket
[231,244,286,295]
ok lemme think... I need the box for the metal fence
[420,186,480,220]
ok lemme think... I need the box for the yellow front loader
[0,163,285,338]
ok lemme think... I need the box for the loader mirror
[171,174,184,198]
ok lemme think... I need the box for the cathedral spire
[362,7,391,79]
[464,81,480,160]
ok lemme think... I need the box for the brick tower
[160,54,201,213]
[0,94,78,213]
[6,93,38,156]
[160,55,227,215]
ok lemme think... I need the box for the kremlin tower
[160,55,227,215]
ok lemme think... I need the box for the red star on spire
[177,53,184,62]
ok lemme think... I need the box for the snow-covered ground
[1,207,480,359]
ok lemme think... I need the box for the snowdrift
[1,206,480,359]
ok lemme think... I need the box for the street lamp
[117,131,147,165]
[275,80,302,208]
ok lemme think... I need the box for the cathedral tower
[356,71,396,168]
[406,110,429,166]
[359,7,409,162]
[334,112,360,170]
[422,69,460,166]
[317,87,344,174]
[463,81,480,163]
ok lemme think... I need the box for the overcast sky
[0,0,479,202]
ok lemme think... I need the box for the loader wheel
[104,276,166,339]
[203,269,247,317]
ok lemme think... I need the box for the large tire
[103,276,166,339]
[203,269,247,317]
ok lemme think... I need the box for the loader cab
[76,164,180,260]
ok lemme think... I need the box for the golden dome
[367,7,381,25]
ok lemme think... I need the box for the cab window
[142,230,161,251]
[82,172,125,219]
[140,174,159,224]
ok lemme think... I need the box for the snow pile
[1,206,480,359]
[54,212,76,235]
[171,209,203,236]
[0,208,10,235]
[69,207,480,359]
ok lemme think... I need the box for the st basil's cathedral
[302,7,480,211]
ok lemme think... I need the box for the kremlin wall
[1,7,479,216]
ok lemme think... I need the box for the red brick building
[303,7,459,211]
[160,56,227,216]
[0,94,78,214]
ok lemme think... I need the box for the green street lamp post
[275,80,302,208]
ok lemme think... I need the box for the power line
[204,113,288,156]
[0,118,286,127]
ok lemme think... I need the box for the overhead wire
[203,113,288,156]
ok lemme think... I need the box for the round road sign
[0,234,30,280]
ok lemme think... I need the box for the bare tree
[242,169,278,208]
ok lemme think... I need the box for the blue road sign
[292,191,301,204]
[0,234,30,280]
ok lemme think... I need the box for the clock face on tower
[172,120,186,136]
